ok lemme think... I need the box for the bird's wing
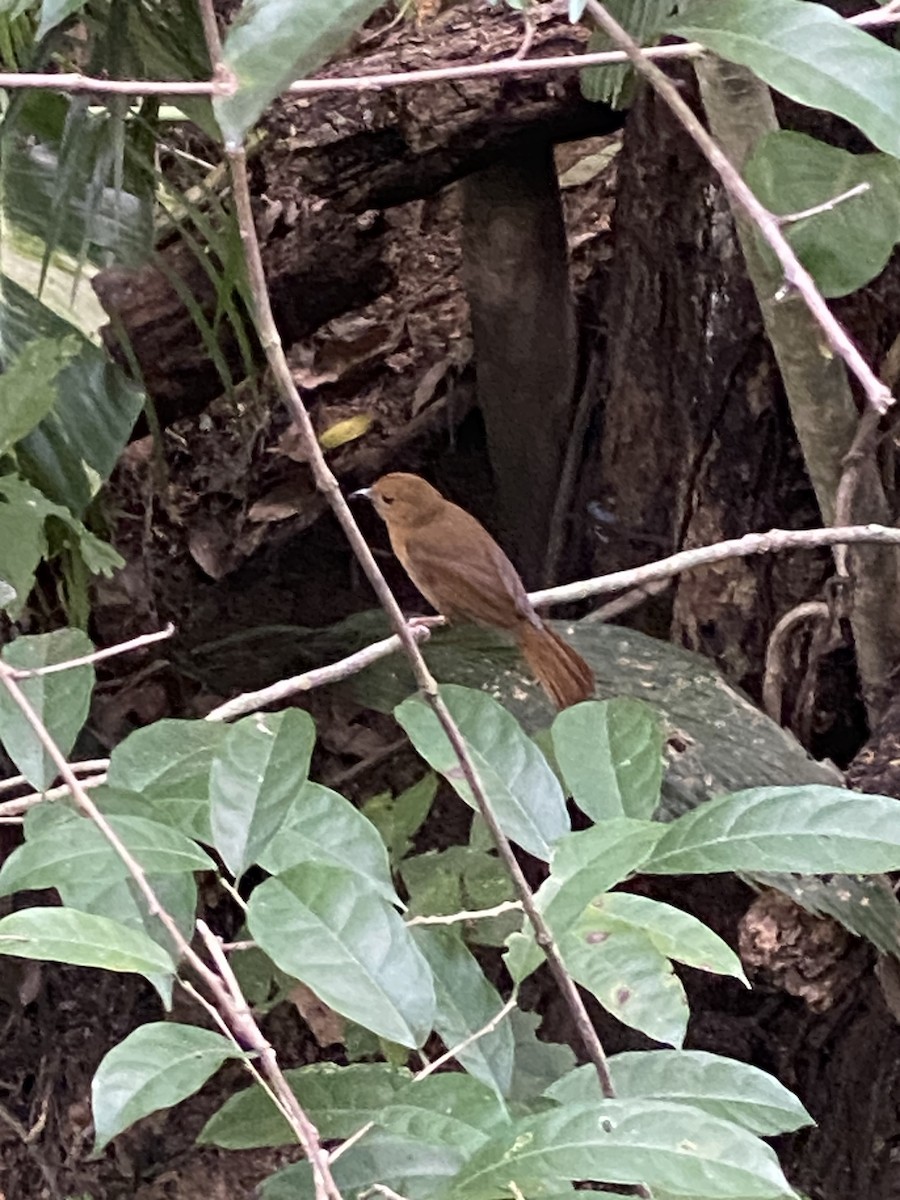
[397,512,534,631]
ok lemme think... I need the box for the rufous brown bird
[353,472,594,709]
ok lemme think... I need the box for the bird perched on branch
[352,472,594,709]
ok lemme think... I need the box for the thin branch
[414,995,518,1082]
[0,660,341,1200]
[5,625,174,679]
[0,8,893,99]
[203,626,432,722]
[582,0,893,417]
[531,524,900,608]
[406,900,523,926]
[776,182,870,226]
[0,759,108,795]
[0,773,106,818]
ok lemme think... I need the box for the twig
[0,8,892,100]
[582,0,893,417]
[530,524,900,608]
[776,182,870,227]
[0,759,108,795]
[203,627,431,722]
[0,659,341,1200]
[0,773,106,818]
[406,900,523,926]
[5,625,175,679]
[414,995,518,1082]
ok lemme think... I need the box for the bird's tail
[519,621,594,710]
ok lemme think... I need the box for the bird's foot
[407,615,445,631]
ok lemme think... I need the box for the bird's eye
[381,494,395,505]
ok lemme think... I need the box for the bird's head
[352,472,445,529]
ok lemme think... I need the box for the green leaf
[645,785,900,875]
[560,927,689,1048]
[576,893,747,983]
[92,1023,240,1152]
[199,1062,413,1148]
[506,1010,576,1106]
[215,0,383,146]
[745,131,900,298]
[57,868,197,1006]
[379,1073,510,1154]
[261,1131,466,1200]
[505,819,663,983]
[401,845,519,948]
[0,334,81,455]
[0,473,122,617]
[0,907,174,981]
[668,0,900,160]
[551,698,664,820]
[451,1099,795,1198]
[412,927,515,1098]
[547,1050,813,1136]
[363,772,437,863]
[209,709,315,879]
[257,781,399,905]
[396,685,569,861]
[247,865,435,1048]
[106,718,228,842]
[0,806,214,896]
[0,627,94,789]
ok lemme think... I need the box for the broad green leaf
[746,132,900,297]
[0,907,174,981]
[92,1023,240,1152]
[551,698,663,820]
[58,868,197,1006]
[0,475,47,613]
[396,685,569,861]
[505,819,663,983]
[505,1011,577,1107]
[401,845,519,948]
[559,927,689,1048]
[261,1131,466,1200]
[0,627,94,789]
[0,334,80,455]
[576,893,747,983]
[247,864,435,1048]
[645,786,900,875]
[451,1099,795,1198]
[0,473,122,618]
[199,1062,413,1148]
[0,807,214,895]
[379,1074,510,1155]
[209,709,315,879]
[215,0,383,146]
[547,1051,813,1136]
[106,719,228,842]
[257,781,398,905]
[668,0,900,160]
[412,927,515,1098]
[363,772,437,862]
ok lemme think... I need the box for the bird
[352,472,594,709]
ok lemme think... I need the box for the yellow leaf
[318,413,374,451]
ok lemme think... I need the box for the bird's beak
[350,487,372,501]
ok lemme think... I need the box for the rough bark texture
[93,1,622,424]
[571,70,900,1199]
